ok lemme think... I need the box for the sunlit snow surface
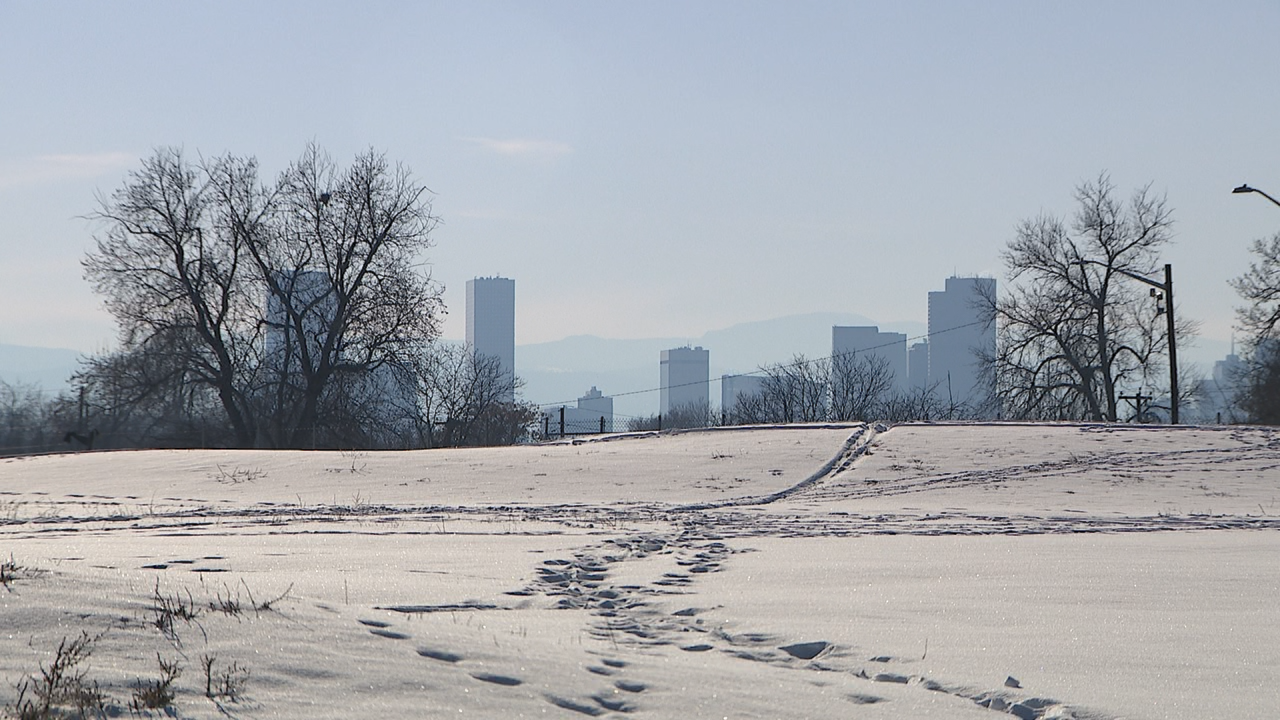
[1,423,1277,719]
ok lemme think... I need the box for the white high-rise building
[466,277,516,402]
[927,276,996,410]
[660,346,709,415]
[831,326,908,390]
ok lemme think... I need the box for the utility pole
[1163,264,1178,425]
[1074,260,1179,423]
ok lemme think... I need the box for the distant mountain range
[516,312,927,420]
[0,344,83,393]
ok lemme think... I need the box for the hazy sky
[2,1,1277,359]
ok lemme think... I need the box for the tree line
[5,168,1280,456]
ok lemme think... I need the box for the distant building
[577,386,614,432]
[721,373,766,416]
[542,386,615,437]
[927,276,996,411]
[265,269,335,369]
[661,346,709,415]
[466,277,516,402]
[1202,351,1247,423]
[908,340,929,389]
[831,326,908,390]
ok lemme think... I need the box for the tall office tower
[927,276,996,410]
[831,326,908,390]
[908,340,930,389]
[660,346,710,415]
[265,269,336,371]
[466,277,516,402]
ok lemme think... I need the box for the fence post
[599,416,605,434]
[657,413,662,432]
[559,406,565,437]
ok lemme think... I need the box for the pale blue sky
[2,1,1277,366]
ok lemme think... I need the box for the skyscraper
[927,276,996,410]
[265,269,335,372]
[466,277,516,402]
[660,346,709,415]
[722,373,765,417]
[831,326,908,390]
[908,340,929,389]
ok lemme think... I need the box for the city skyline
[2,3,1278,359]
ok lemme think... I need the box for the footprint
[590,694,636,713]
[358,619,391,628]
[847,693,884,705]
[779,641,831,660]
[586,666,614,676]
[544,695,604,716]
[417,647,463,663]
[471,673,522,687]
[369,628,410,640]
[614,680,646,693]
[680,644,713,652]
[601,659,626,669]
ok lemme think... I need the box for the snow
[1,422,1277,719]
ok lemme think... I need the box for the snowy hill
[1,423,1277,719]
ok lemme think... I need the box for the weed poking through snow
[150,580,202,643]
[129,654,181,712]
[9,631,107,720]
[200,654,249,703]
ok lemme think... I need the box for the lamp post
[1232,184,1280,209]
[1074,260,1179,424]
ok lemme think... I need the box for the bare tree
[70,329,234,448]
[85,145,445,448]
[0,380,56,456]
[983,174,1180,421]
[85,149,263,446]
[829,351,894,421]
[1231,232,1280,422]
[245,145,443,447]
[414,344,536,447]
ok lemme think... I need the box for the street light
[1073,259,1179,424]
[1232,183,1280,209]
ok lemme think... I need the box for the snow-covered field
[1,423,1277,719]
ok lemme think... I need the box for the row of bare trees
[726,352,972,425]
[624,352,974,432]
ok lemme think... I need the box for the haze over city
[3,2,1278,384]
